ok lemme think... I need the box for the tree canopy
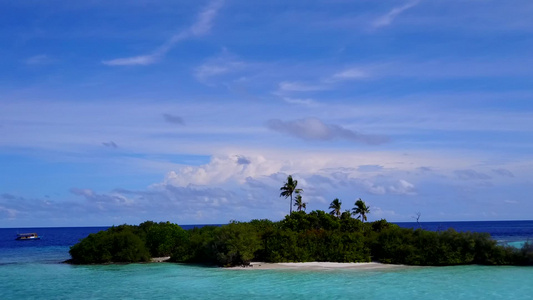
[280,175,302,214]
[353,198,370,222]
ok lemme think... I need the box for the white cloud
[158,154,281,187]
[373,0,420,28]
[102,54,159,66]
[357,179,387,195]
[282,97,319,106]
[102,0,224,66]
[190,0,224,35]
[389,179,416,195]
[194,51,247,82]
[275,67,369,96]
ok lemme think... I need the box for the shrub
[69,225,150,264]
[145,222,188,257]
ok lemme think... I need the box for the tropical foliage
[280,175,302,214]
[329,198,342,218]
[70,214,533,267]
[293,192,306,212]
[353,198,370,222]
[69,224,151,264]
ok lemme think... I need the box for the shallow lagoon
[1,259,533,299]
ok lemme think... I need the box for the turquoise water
[1,251,532,300]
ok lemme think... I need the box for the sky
[1,0,533,227]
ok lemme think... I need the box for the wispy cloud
[278,81,327,92]
[492,168,515,178]
[102,141,118,148]
[25,54,54,65]
[102,0,224,66]
[266,117,389,145]
[329,68,369,81]
[70,188,134,206]
[282,97,320,106]
[276,67,369,95]
[102,55,159,66]
[194,50,247,82]
[373,0,420,28]
[163,113,185,125]
[455,169,491,180]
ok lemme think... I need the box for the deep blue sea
[1,221,532,299]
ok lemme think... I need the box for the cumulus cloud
[350,178,415,195]
[357,179,387,195]
[266,117,389,145]
[158,155,282,187]
[236,155,251,165]
[163,113,185,125]
[103,0,224,66]
[455,169,491,180]
[0,193,62,223]
[373,0,420,28]
[358,165,384,172]
[0,152,436,225]
[389,179,416,195]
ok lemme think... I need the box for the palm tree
[280,175,302,214]
[293,192,307,212]
[329,198,342,218]
[352,198,370,222]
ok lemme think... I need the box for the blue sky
[1,0,533,227]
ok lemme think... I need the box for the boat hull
[15,233,40,240]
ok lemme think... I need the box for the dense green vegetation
[69,212,533,267]
[69,221,187,264]
[68,175,533,266]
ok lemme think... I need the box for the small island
[68,176,533,267]
[68,213,533,267]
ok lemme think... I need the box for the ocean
[1,221,532,299]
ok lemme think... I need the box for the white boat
[15,233,40,240]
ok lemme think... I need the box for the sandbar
[230,262,412,270]
[151,256,171,263]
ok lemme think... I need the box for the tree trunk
[290,194,293,214]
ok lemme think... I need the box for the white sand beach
[231,262,411,270]
[151,256,171,263]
